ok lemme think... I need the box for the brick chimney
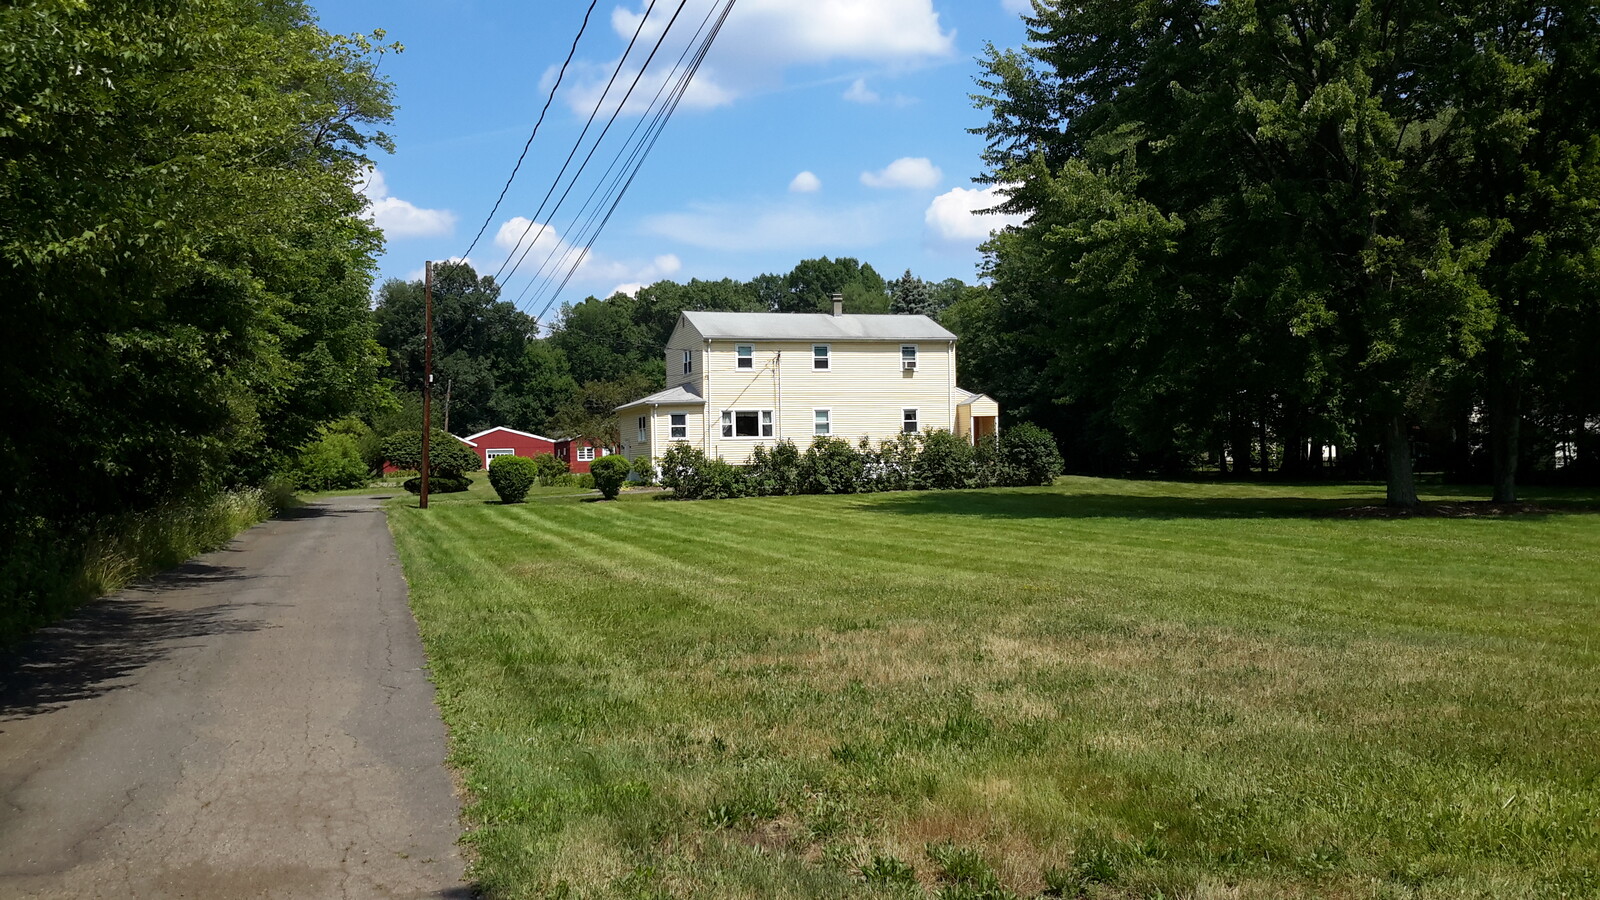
[831,292,843,317]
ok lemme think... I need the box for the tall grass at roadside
[1,481,296,644]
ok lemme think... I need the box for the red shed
[462,427,557,469]
[553,437,614,474]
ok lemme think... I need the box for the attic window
[682,350,692,375]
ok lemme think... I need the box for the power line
[459,0,600,261]
[489,0,668,285]
[508,0,728,308]
[531,0,738,324]
[494,0,694,292]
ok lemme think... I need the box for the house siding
[620,405,705,465]
[465,428,555,469]
[703,339,957,465]
[664,319,706,394]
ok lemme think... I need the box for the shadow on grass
[861,490,1600,521]
[0,561,274,722]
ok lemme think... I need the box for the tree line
[2,0,396,630]
[964,0,1600,506]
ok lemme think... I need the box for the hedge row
[656,424,1063,501]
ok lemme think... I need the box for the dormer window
[736,345,754,369]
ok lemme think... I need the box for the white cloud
[924,184,1026,243]
[843,78,879,104]
[570,0,954,113]
[789,170,822,193]
[842,77,916,107]
[644,200,887,252]
[1001,0,1034,14]
[358,167,456,239]
[860,157,942,190]
[491,216,680,293]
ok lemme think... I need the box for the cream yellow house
[617,303,999,466]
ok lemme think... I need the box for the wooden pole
[420,261,433,509]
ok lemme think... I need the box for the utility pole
[420,261,433,509]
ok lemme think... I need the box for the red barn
[553,437,614,474]
[462,427,557,469]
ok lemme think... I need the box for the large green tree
[1,0,395,610]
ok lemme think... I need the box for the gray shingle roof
[682,310,956,342]
[615,384,704,411]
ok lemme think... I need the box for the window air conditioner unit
[902,359,917,371]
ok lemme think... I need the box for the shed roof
[461,426,556,443]
[681,310,955,342]
[615,383,705,411]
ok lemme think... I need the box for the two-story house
[616,299,999,466]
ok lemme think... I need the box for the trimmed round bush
[488,455,538,503]
[1000,422,1064,486]
[402,474,472,494]
[590,455,631,500]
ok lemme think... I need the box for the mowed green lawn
[388,477,1600,900]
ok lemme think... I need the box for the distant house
[553,437,615,475]
[461,427,557,469]
[616,301,999,466]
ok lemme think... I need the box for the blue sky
[313,0,1034,321]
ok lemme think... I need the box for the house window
[577,446,595,462]
[682,349,692,375]
[637,416,647,444]
[813,409,831,436]
[736,344,754,369]
[902,409,919,433]
[721,409,774,438]
[813,344,830,370]
[669,413,687,439]
[902,344,918,370]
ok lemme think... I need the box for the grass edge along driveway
[389,477,1600,900]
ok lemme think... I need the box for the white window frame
[812,344,830,371]
[736,344,754,369]
[682,349,692,375]
[813,408,831,437]
[486,449,515,465]
[721,409,774,439]
[902,408,919,434]
[637,416,647,444]
[669,413,688,439]
[901,344,918,370]
[577,445,596,462]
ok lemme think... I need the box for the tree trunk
[1486,367,1521,503]
[1384,414,1419,508]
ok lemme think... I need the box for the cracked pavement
[0,496,470,899]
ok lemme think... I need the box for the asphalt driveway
[0,496,469,899]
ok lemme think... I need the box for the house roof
[461,426,556,443]
[615,384,705,411]
[681,310,956,342]
[955,388,996,406]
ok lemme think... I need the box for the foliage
[800,437,865,495]
[629,454,658,487]
[589,455,631,500]
[549,373,657,450]
[889,269,939,317]
[488,455,539,504]
[913,429,977,490]
[0,0,396,630]
[287,429,370,492]
[389,476,1600,898]
[746,441,803,496]
[998,423,1064,487]
[380,430,481,477]
[530,453,569,487]
[402,474,471,494]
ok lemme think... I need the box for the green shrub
[629,454,657,486]
[531,452,569,486]
[659,442,711,499]
[488,455,538,503]
[800,436,864,494]
[914,429,977,490]
[746,440,801,496]
[701,458,750,499]
[972,432,1006,487]
[591,455,631,500]
[287,430,369,491]
[381,430,481,477]
[402,474,472,494]
[1000,422,1064,486]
